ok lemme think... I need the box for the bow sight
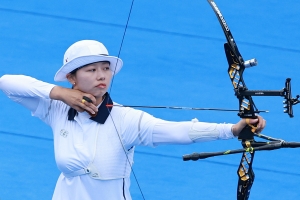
[183,1,300,200]
[226,45,300,118]
[236,77,300,118]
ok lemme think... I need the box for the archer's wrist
[231,125,238,137]
[50,86,68,101]
[231,119,247,137]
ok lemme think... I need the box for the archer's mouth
[96,83,107,89]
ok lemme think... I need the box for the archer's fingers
[82,95,96,104]
[246,116,266,133]
[73,105,85,113]
[256,116,266,132]
[248,116,266,133]
[79,101,97,116]
[81,95,98,113]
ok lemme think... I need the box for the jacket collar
[67,93,113,124]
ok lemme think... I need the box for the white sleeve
[121,109,159,148]
[152,118,235,146]
[0,75,56,112]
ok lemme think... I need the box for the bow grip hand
[232,116,266,139]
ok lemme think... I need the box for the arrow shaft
[106,104,268,112]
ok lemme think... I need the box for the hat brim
[54,55,123,81]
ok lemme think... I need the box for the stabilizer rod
[182,141,300,161]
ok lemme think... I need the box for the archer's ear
[66,73,75,85]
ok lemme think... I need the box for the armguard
[188,118,231,142]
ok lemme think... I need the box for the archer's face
[70,61,113,102]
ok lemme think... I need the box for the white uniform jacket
[0,75,235,200]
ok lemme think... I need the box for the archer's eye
[88,68,96,72]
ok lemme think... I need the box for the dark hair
[69,61,111,75]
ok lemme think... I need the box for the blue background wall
[0,0,300,199]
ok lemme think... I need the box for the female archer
[0,40,266,200]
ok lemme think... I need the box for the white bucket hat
[54,40,123,81]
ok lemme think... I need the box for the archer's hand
[232,115,266,136]
[50,86,98,115]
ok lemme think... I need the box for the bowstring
[105,0,146,199]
